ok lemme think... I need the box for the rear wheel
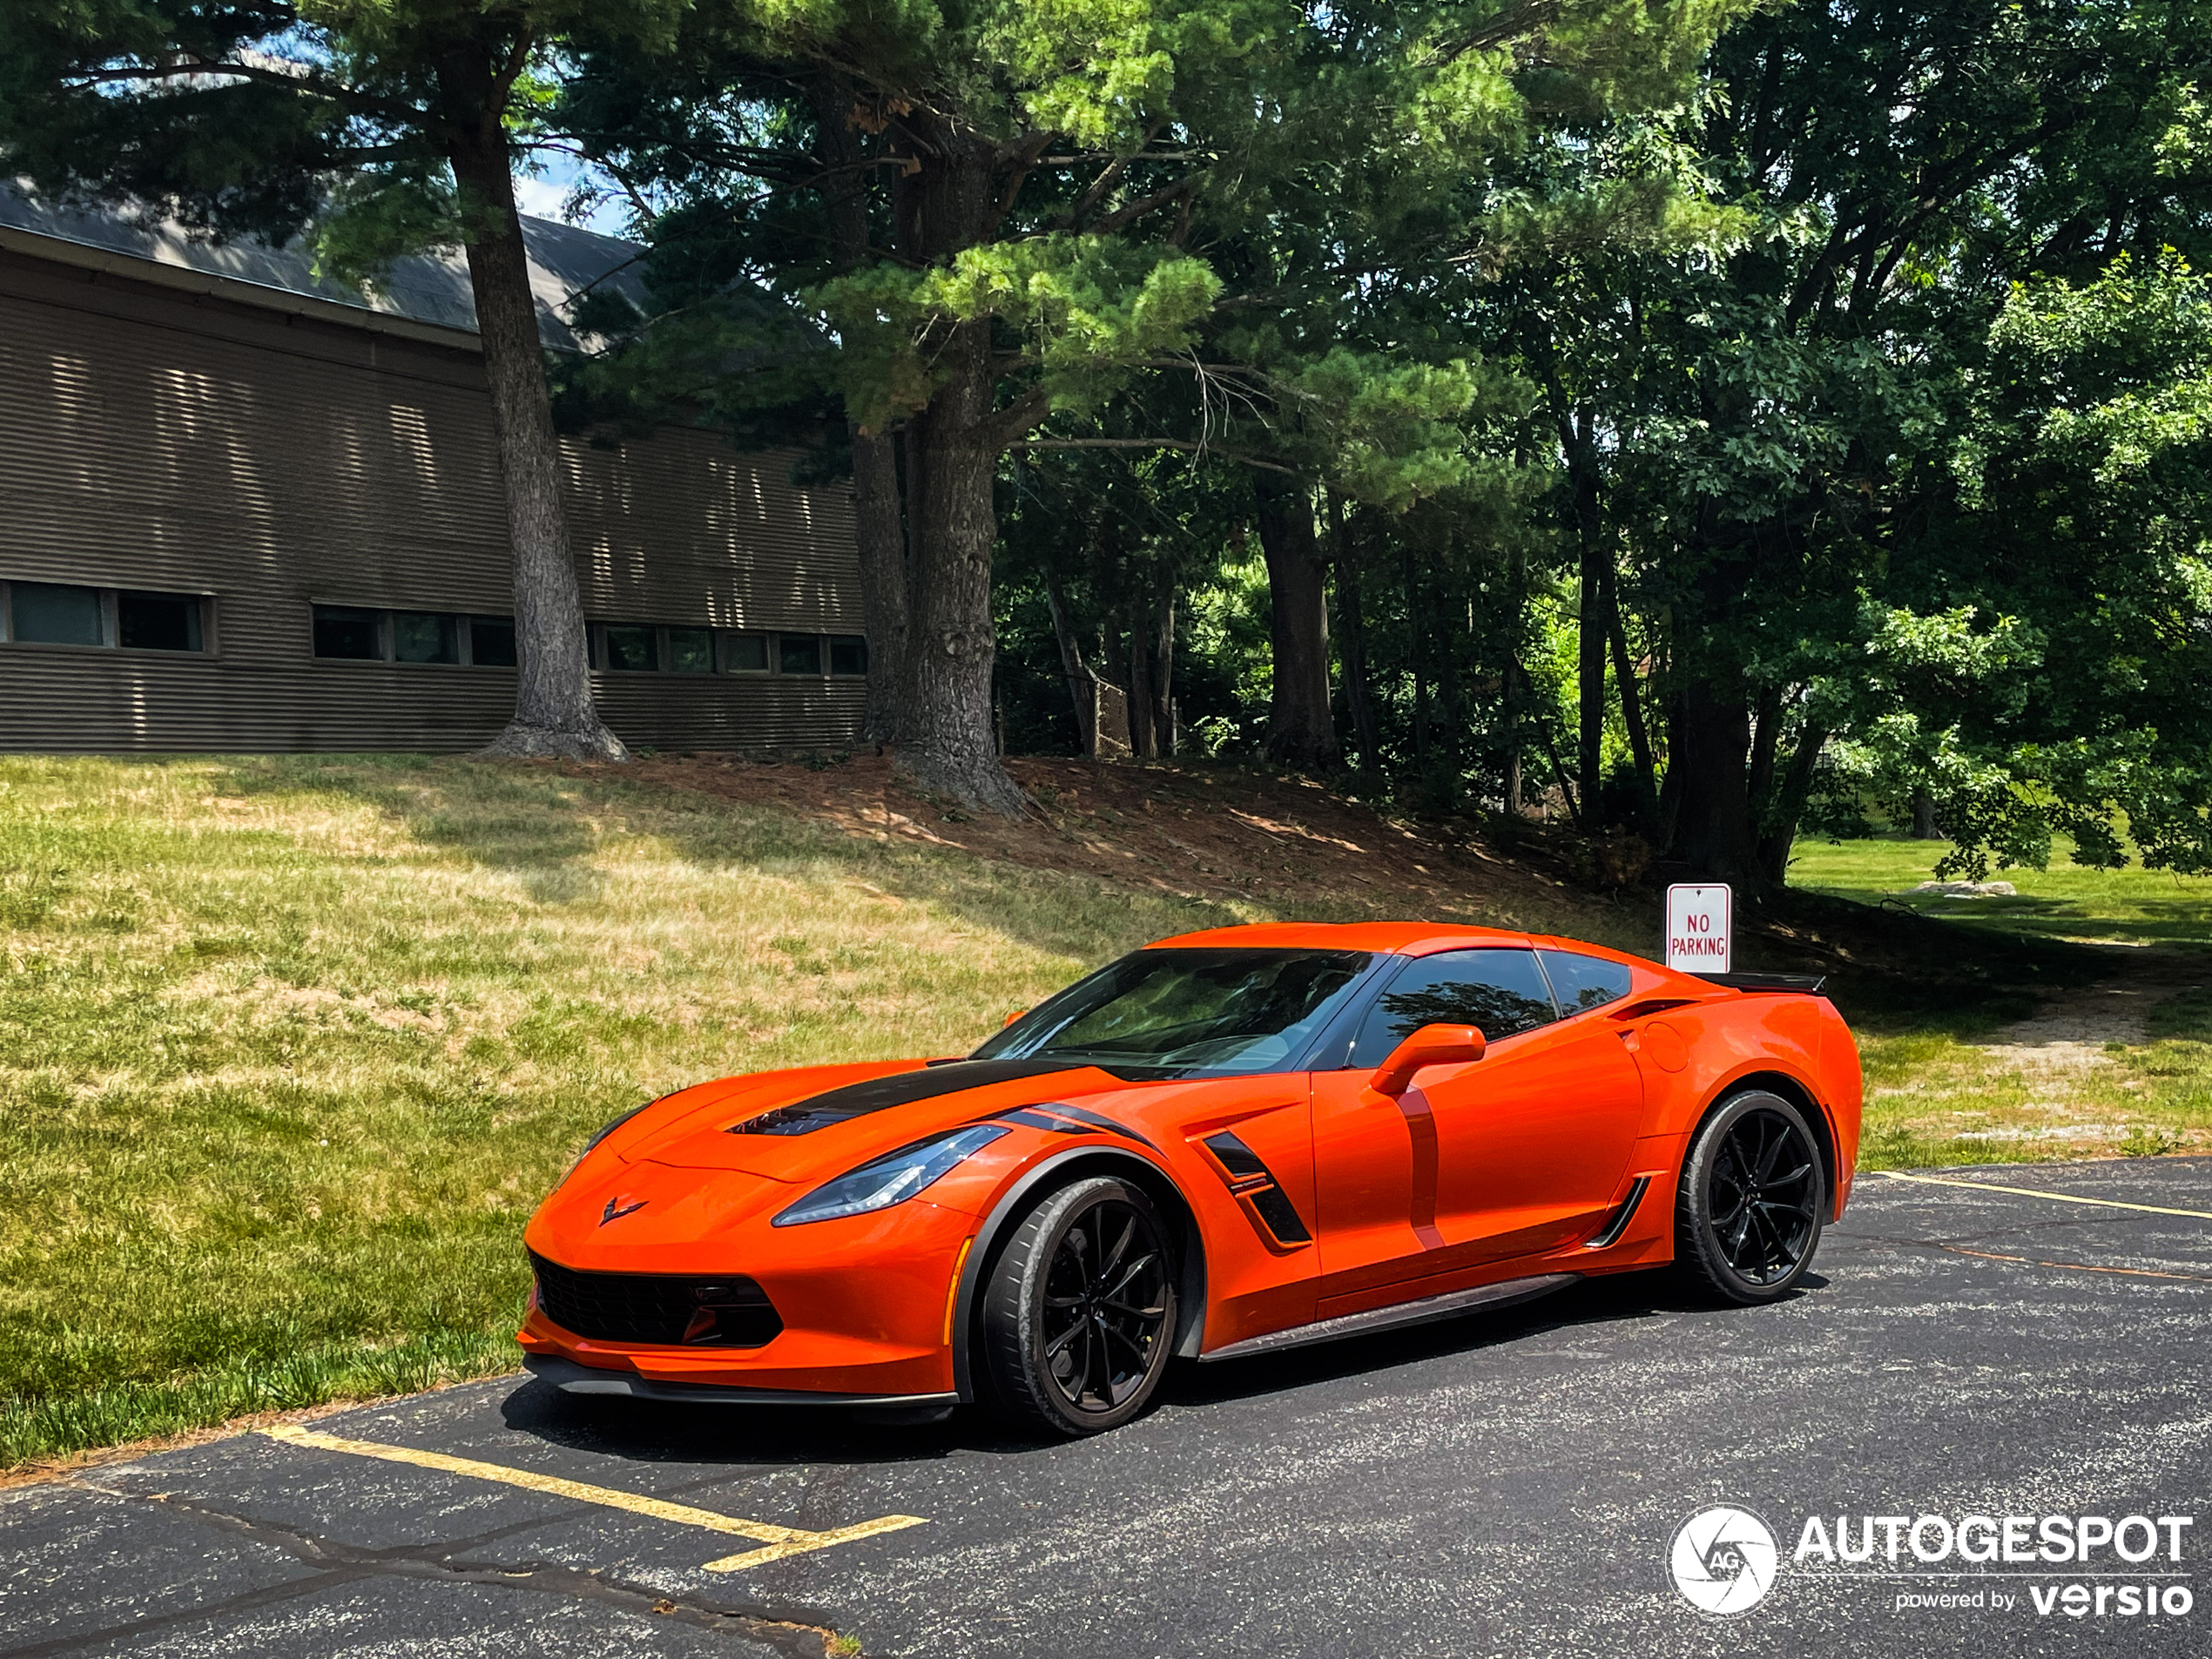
[1674,1090,1826,1305]
[980,1177,1177,1437]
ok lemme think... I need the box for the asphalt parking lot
[4,1157,2209,1659]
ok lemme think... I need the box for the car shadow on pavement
[495,1271,1828,1467]
[1160,1271,1825,1412]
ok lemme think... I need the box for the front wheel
[1674,1089,1826,1305]
[980,1177,1177,1437]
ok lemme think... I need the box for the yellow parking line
[1879,1170,2212,1220]
[262,1424,926,1572]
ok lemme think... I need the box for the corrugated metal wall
[0,246,865,752]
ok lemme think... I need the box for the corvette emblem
[600,1197,648,1226]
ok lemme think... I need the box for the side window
[1350,948,1558,1063]
[1537,949,1635,1015]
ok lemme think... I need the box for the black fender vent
[1200,1131,1312,1246]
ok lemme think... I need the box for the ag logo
[1669,1505,1779,1615]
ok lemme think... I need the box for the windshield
[971,948,1372,1078]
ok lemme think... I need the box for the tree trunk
[1255,475,1339,770]
[1757,725,1830,883]
[1043,573,1095,755]
[449,126,625,761]
[1602,561,1659,833]
[1404,538,1429,769]
[1911,786,1940,840]
[1669,676,1762,887]
[1150,594,1175,758]
[810,81,907,743]
[1331,501,1380,776]
[887,131,1023,813]
[851,430,908,744]
[1127,604,1153,759]
[1502,651,1525,815]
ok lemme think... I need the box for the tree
[0,0,678,759]
[558,0,1743,808]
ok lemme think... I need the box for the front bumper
[517,1195,974,1399]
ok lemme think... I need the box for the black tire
[980,1176,1177,1437]
[1674,1089,1827,1305]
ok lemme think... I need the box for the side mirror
[1003,1009,1028,1028]
[1368,1022,1487,1097]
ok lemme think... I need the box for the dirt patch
[1978,980,2161,1078]
[604,752,1620,937]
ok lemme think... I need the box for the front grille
[529,1251,783,1348]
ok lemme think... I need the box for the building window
[118,590,205,652]
[469,617,517,667]
[313,605,387,660]
[599,624,658,672]
[393,611,459,664]
[13,582,106,646]
[3,581,213,653]
[829,634,868,677]
[778,632,822,675]
[724,631,770,672]
[667,627,714,674]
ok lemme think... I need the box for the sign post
[1665,884,1733,973]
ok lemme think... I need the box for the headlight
[562,1102,651,1183]
[772,1125,1008,1227]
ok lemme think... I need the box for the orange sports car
[520,922,1862,1435]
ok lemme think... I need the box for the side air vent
[1584,1176,1651,1250]
[1200,1131,1312,1246]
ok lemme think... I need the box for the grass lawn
[1791,835,2212,1170]
[0,755,1257,1470]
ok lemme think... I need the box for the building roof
[0,181,645,352]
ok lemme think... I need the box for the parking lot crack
[12,1483,851,1659]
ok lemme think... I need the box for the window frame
[3,578,218,657]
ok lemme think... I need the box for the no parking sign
[1665,884,1732,972]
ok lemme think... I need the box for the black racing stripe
[1028,1101,1159,1150]
[995,1107,1096,1136]
[730,1059,1083,1136]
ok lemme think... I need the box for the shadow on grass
[212,753,1244,968]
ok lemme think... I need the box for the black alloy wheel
[980,1176,1177,1436]
[1674,1089,1827,1305]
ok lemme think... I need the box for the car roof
[1147,920,1567,954]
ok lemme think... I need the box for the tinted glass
[393,611,458,664]
[602,625,657,671]
[312,605,383,659]
[973,948,1372,1077]
[725,632,769,671]
[1352,948,1557,1062]
[1538,949,1635,1014]
[779,633,821,674]
[469,617,517,667]
[829,634,868,676]
[668,627,713,673]
[14,583,103,646]
[118,590,202,651]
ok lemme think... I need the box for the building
[0,186,866,752]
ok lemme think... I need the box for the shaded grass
[1788,834,2212,951]
[1788,836,2212,1169]
[0,755,1256,1468]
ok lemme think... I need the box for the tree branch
[1011,436,1299,475]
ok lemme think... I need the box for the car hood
[615,1057,1162,1183]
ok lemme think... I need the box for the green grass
[1787,833,2212,950]
[0,755,1258,1470]
[1790,834,2212,1170]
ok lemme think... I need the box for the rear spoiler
[1692,972,1829,995]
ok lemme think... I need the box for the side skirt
[1197,1272,1581,1365]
